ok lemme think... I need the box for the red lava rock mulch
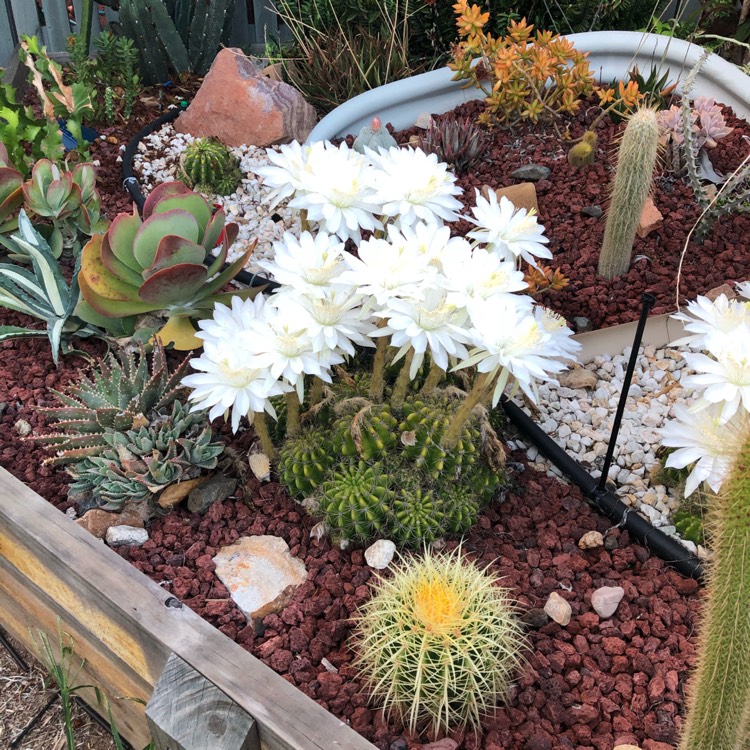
[0,328,702,750]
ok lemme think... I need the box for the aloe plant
[0,211,106,363]
[76,181,258,349]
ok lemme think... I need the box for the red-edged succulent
[0,143,23,234]
[76,181,256,349]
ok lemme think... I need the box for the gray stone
[581,204,603,218]
[511,164,550,181]
[188,475,237,514]
[213,536,307,624]
[573,316,594,333]
[591,585,625,618]
[106,525,149,547]
[543,591,572,626]
[520,607,550,629]
[364,539,396,569]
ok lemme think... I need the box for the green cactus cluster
[68,401,224,510]
[354,548,524,734]
[673,508,704,545]
[179,138,242,196]
[277,392,504,548]
[118,0,235,84]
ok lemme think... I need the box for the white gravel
[507,343,706,555]
[130,123,300,277]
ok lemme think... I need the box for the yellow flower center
[412,577,464,635]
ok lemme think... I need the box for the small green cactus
[179,138,242,196]
[567,130,597,167]
[68,401,223,510]
[399,397,478,477]
[352,116,397,155]
[278,427,334,497]
[598,107,660,279]
[318,461,393,543]
[673,508,704,545]
[678,433,750,750]
[333,403,399,460]
[389,486,445,547]
[354,547,524,734]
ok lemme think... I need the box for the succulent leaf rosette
[76,181,257,349]
[0,143,23,234]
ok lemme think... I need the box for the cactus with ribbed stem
[278,427,334,497]
[332,403,399,460]
[678,432,750,750]
[31,344,190,464]
[388,486,445,547]
[597,107,660,279]
[354,547,525,734]
[179,138,242,196]
[68,400,223,510]
[318,461,393,543]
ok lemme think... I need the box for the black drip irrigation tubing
[121,105,280,292]
[124,114,703,582]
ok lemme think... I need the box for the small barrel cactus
[318,461,393,543]
[567,130,597,167]
[598,107,660,279]
[333,404,399,461]
[278,427,334,497]
[399,397,478,477]
[354,548,525,734]
[389,487,445,547]
[179,137,242,196]
[673,508,704,545]
[353,116,397,155]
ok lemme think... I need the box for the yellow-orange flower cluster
[448,3,595,125]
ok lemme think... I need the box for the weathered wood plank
[0,1,17,69]
[0,467,376,750]
[9,0,41,40]
[41,0,71,52]
[147,653,260,750]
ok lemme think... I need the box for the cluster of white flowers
[183,141,579,431]
[660,283,750,496]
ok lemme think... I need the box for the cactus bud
[567,130,597,167]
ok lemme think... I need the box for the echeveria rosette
[0,143,24,234]
[467,188,551,269]
[76,182,255,349]
[367,146,464,228]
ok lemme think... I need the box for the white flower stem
[369,321,389,402]
[391,349,415,411]
[440,371,491,451]
[420,359,445,397]
[285,392,301,437]
[253,412,276,460]
[309,376,323,406]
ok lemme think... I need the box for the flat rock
[188,475,236,514]
[483,182,539,214]
[213,536,307,624]
[175,48,317,147]
[543,591,572,626]
[511,164,550,181]
[636,196,663,238]
[581,204,603,218]
[106,525,149,547]
[520,607,550,629]
[573,316,594,332]
[614,746,642,750]
[414,112,434,129]
[591,585,625,618]
[705,282,736,301]
[557,368,598,390]
[364,539,396,569]
[157,477,207,510]
[578,530,605,550]
[76,508,144,539]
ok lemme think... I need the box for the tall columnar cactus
[118,0,235,84]
[678,433,750,750]
[597,107,660,279]
[179,138,242,196]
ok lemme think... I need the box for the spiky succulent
[31,343,190,464]
[673,508,704,545]
[399,396,478,478]
[318,461,393,543]
[354,547,525,734]
[389,486,445,548]
[179,138,242,196]
[76,181,257,349]
[333,403,399,461]
[417,116,489,175]
[68,400,223,510]
[278,427,334,497]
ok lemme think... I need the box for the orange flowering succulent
[448,1,595,126]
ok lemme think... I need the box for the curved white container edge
[307,31,750,143]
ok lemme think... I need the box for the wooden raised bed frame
[0,467,376,750]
